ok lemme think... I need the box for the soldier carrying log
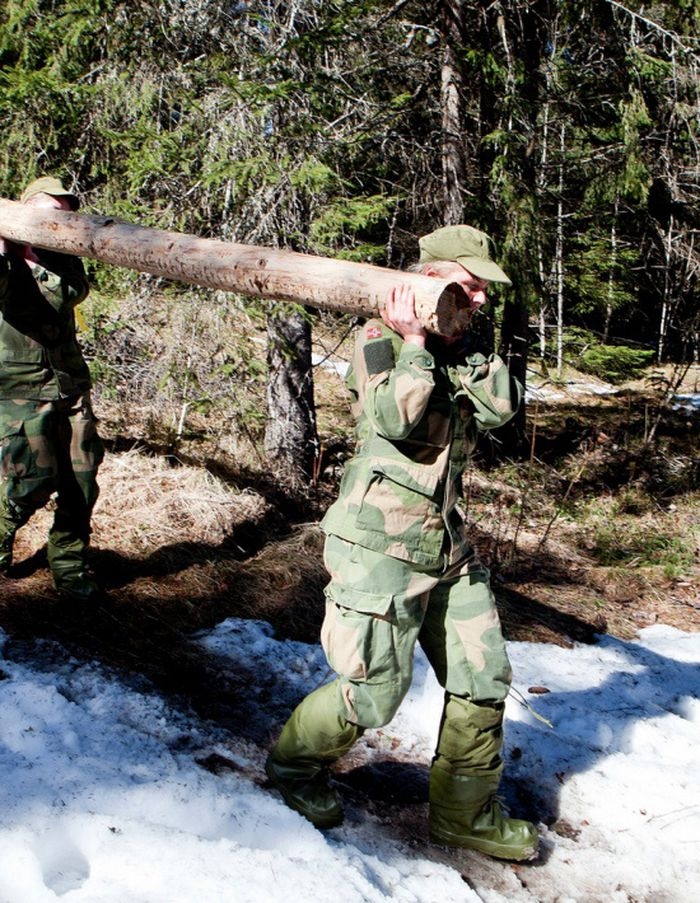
[265,225,539,861]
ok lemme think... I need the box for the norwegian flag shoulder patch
[363,336,394,375]
[366,325,383,340]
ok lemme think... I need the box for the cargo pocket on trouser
[0,422,54,517]
[321,582,409,729]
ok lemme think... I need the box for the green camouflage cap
[418,224,511,285]
[20,176,80,210]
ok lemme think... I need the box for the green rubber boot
[266,680,363,829]
[432,695,506,776]
[0,500,18,574]
[429,770,539,860]
[0,531,13,574]
[52,568,102,601]
[428,695,538,860]
[48,529,101,601]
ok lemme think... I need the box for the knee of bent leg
[321,589,411,727]
[339,675,409,729]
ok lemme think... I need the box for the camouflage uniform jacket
[321,319,522,569]
[0,248,91,401]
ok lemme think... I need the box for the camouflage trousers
[0,394,104,574]
[320,534,512,729]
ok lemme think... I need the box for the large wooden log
[0,199,472,336]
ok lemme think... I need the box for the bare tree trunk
[603,197,619,344]
[266,307,318,486]
[537,98,551,367]
[555,124,566,377]
[441,0,467,224]
[658,214,675,362]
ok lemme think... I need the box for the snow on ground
[0,619,698,903]
[524,381,617,403]
[672,393,700,413]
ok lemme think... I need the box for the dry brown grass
[3,447,327,623]
[95,448,268,553]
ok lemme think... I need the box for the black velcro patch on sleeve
[364,338,395,375]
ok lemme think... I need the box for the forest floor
[0,362,698,721]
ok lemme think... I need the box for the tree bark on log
[0,200,471,336]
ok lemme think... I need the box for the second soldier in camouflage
[0,177,104,601]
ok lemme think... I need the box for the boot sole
[429,828,539,861]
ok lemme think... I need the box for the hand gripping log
[0,200,472,336]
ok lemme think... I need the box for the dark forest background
[0,1,698,481]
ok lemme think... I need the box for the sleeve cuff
[399,343,434,370]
